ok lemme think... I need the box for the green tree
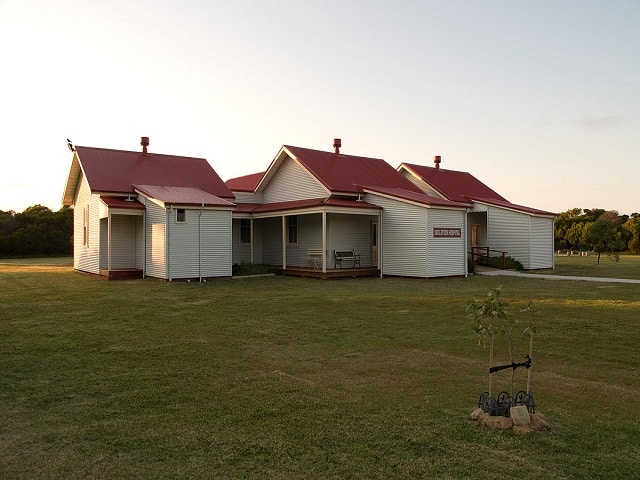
[0,205,72,257]
[554,208,583,250]
[586,217,624,264]
[566,221,591,251]
[622,217,640,253]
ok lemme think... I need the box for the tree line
[0,205,73,257]
[554,208,640,263]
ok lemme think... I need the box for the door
[471,224,480,260]
[370,221,378,267]
[472,224,480,247]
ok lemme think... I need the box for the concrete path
[474,266,640,284]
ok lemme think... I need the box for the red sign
[433,228,461,238]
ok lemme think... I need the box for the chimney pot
[434,155,441,169]
[333,138,341,154]
[141,136,150,153]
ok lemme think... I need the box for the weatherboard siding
[260,217,283,265]
[327,214,371,268]
[232,219,252,265]
[168,209,232,279]
[529,216,554,269]
[135,216,144,270]
[262,157,326,203]
[426,209,466,277]
[232,219,265,265]
[233,191,262,203]
[99,217,108,269]
[109,215,138,269]
[198,211,233,277]
[487,206,531,269]
[144,199,167,279]
[399,170,446,199]
[74,175,101,274]
[98,214,143,270]
[368,194,427,277]
[283,214,322,267]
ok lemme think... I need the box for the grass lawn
[549,253,640,279]
[1,260,639,479]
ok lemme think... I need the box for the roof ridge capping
[74,144,208,161]
[282,143,424,195]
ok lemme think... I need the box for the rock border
[470,407,551,434]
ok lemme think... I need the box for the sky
[1,0,638,215]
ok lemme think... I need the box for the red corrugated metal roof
[401,163,555,216]
[470,197,556,216]
[401,163,508,203]
[75,146,234,199]
[284,146,424,194]
[100,197,145,209]
[135,185,235,207]
[226,172,264,192]
[363,186,470,209]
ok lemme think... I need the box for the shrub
[475,255,524,270]
[232,263,280,276]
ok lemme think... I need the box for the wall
[233,191,262,204]
[399,169,446,199]
[487,206,532,269]
[426,209,466,277]
[144,199,167,279]
[262,157,327,203]
[326,213,372,268]
[529,216,554,269]
[260,217,283,265]
[367,193,427,277]
[168,208,232,279]
[98,214,141,270]
[73,174,101,274]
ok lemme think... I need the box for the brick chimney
[333,138,341,154]
[434,155,441,169]
[141,136,150,154]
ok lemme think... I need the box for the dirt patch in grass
[0,264,72,273]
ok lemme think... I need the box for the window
[240,219,251,244]
[83,205,89,247]
[287,215,298,244]
[176,208,186,223]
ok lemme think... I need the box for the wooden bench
[334,250,361,268]
[307,249,324,269]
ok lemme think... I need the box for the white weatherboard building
[62,138,235,280]
[62,138,555,280]
[398,158,555,270]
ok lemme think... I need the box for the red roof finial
[333,138,341,154]
[434,155,441,170]
[141,136,150,154]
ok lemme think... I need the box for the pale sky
[1,0,638,215]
